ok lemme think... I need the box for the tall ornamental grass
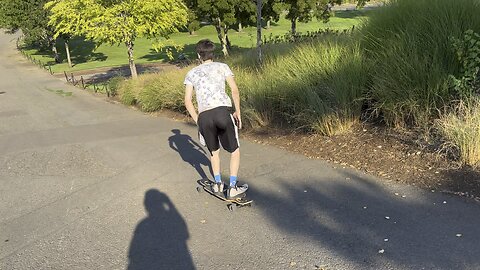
[437,98,480,167]
[235,36,367,135]
[119,68,188,112]
[118,36,367,136]
[360,0,480,127]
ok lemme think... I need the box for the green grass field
[22,10,371,73]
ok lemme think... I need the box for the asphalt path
[0,32,479,270]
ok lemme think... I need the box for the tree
[186,0,261,56]
[283,0,369,34]
[46,0,188,78]
[0,0,60,62]
[186,0,237,56]
[256,0,263,63]
[187,10,200,35]
[262,0,285,29]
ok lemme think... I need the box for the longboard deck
[197,179,253,208]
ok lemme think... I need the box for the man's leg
[210,149,221,181]
[229,148,240,186]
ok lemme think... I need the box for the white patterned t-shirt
[184,62,234,113]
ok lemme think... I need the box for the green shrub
[107,76,125,97]
[360,0,480,127]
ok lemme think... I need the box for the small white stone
[378,145,382,148]
[304,190,307,193]
[385,216,390,220]
[456,234,462,237]
[395,193,399,196]
[363,206,367,209]
[378,249,385,254]
[443,201,447,204]
[401,195,406,198]
[384,238,389,242]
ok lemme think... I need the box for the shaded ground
[54,62,179,84]
[243,125,480,202]
[154,110,480,203]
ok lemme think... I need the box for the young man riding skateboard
[184,39,248,199]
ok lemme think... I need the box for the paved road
[0,32,479,270]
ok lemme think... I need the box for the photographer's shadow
[128,189,195,270]
[168,129,212,179]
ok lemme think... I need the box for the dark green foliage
[0,0,54,49]
[282,0,369,33]
[450,30,480,99]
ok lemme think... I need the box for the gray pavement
[0,32,479,270]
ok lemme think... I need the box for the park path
[0,32,480,270]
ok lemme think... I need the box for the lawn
[22,9,371,73]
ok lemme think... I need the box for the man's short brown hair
[196,39,215,61]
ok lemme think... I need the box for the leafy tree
[46,0,188,78]
[0,0,60,61]
[185,0,237,56]
[262,0,285,29]
[186,0,265,56]
[283,0,369,34]
[187,10,200,35]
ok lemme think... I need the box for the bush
[118,69,188,112]
[360,0,480,127]
[107,76,125,97]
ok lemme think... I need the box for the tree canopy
[45,0,188,78]
[0,0,55,48]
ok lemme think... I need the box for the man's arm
[226,75,242,129]
[184,84,198,124]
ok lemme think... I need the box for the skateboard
[196,178,253,211]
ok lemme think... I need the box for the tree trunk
[126,41,138,79]
[267,19,271,29]
[291,18,297,35]
[225,28,232,51]
[65,40,72,68]
[215,19,229,57]
[238,22,243,32]
[50,38,61,63]
[256,0,262,63]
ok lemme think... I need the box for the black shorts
[198,106,239,155]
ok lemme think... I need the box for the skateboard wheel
[227,204,237,212]
[196,186,203,193]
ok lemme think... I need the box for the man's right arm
[184,84,198,124]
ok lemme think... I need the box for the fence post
[71,73,75,85]
[64,71,69,82]
[48,65,52,75]
[81,76,85,89]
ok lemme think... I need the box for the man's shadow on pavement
[128,189,195,270]
[168,129,212,179]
